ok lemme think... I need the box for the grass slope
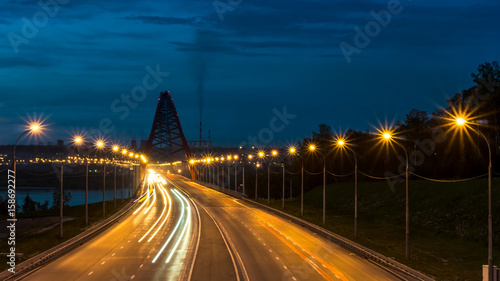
[257,178,500,280]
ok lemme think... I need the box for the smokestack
[200,121,202,146]
[208,130,211,144]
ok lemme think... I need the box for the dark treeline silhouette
[297,61,499,183]
[246,61,499,200]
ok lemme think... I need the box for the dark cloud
[122,16,201,25]
[0,56,54,68]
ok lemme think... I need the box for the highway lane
[21,170,201,281]
[168,175,405,281]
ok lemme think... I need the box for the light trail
[138,182,170,242]
[147,183,173,242]
[165,189,192,263]
[142,183,157,214]
[133,184,154,215]
[152,188,186,263]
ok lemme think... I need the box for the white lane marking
[101,261,105,265]
[112,253,115,256]
[131,275,135,279]
[88,271,93,275]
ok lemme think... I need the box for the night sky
[0,0,499,147]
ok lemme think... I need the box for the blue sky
[0,0,499,147]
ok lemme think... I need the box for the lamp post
[452,116,494,280]
[96,140,106,217]
[227,155,232,190]
[12,123,42,236]
[309,145,326,225]
[245,154,253,195]
[72,136,89,226]
[267,150,278,204]
[335,138,358,239]
[255,163,261,200]
[234,155,238,191]
[381,131,410,259]
[122,149,128,203]
[112,146,119,209]
[256,151,265,200]
[285,147,297,210]
[59,162,63,238]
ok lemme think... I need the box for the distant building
[57,140,64,147]
[140,140,147,151]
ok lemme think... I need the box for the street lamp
[451,115,494,280]
[256,151,265,200]
[95,140,106,217]
[308,144,326,225]
[12,122,43,228]
[335,137,358,238]
[122,149,128,203]
[112,146,121,209]
[380,130,410,259]
[234,155,238,191]
[288,146,303,214]
[72,135,90,225]
[269,150,279,204]
[243,154,253,195]
[227,155,232,190]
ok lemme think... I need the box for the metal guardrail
[190,178,434,281]
[0,199,136,280]
[191,179,248,199]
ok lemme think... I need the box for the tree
[38,200,50,211]
[51,190,72,209]
[312,124,333,141]
[398,109,431,142]
[22,193,38,213]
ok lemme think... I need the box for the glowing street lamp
[335,137,358,238]
[72,135,90,225]
[12,122,44,229]
[308,143,326,225]
[289,146,303,215]
[268,149,279,204]
[379,129,410,259]
[258,151,265,158]
[96,141,104,148]
[451,115,494,279]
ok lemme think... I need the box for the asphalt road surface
[19,169,413,281]
[169,174,406,281]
